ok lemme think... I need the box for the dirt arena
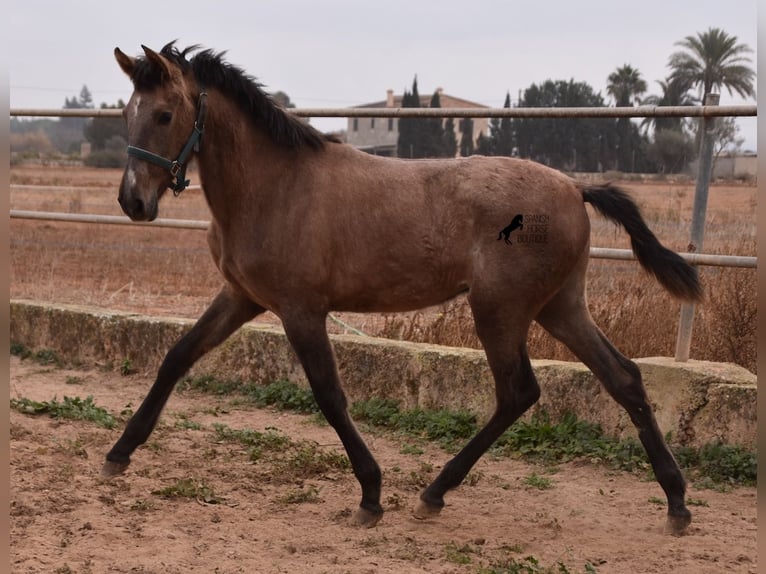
[9,356,757,573]
[9,165,757,573]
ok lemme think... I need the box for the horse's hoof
[665,510,692,536]
[413,498,443,520]
[101,459,130,478]
[351,506,383,528]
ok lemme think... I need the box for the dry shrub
[379,299,479,348]
[374,260,756,375]
[692,267,756,373]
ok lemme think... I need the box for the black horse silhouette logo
[498,214,524,245]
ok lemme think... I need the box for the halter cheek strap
[127,89,208,196]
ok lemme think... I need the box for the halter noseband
[126,90,208,196]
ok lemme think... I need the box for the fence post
[674,93,719,362]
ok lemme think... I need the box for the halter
[126,90,208,195]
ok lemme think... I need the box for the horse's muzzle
[119,191,158,222]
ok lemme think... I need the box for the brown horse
[103,42,702,534]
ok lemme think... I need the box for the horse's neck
[195,93,289,224]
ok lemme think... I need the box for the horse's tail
[581,184,703,302]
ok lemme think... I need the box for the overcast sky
[9,0,759,151]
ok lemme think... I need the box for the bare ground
[10,356,757,574]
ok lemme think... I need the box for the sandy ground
[10,355,757,574]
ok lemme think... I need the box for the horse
[103,42,703,534]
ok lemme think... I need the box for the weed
[11,344,64,367]
[479,555,599,574]
[10,342,31,359]
[180,374,247,395]
[212,423,349,476]
[277,443,350,476]
[465,470,484,486]
[247,379,319,414]
[493,411,756,487]
[278,485,321,504]
[54,438,88,458]
[444,541,474,564]
[64,376,83,385]
[119,358,136,376]
[523,473,553,490]
[152,477,221,504]
[494,412,647,472]
[174,417,202,431]
[399,443,425,455]
[694,442,756,486]
[11,395,116,429]
[351,397,476,448]
[181,376,320,414]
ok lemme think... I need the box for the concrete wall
[10,300,756,449]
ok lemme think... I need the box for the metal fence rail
[10,104,758,120]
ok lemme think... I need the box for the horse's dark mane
[130,42,337,150]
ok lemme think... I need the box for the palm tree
[668,27,755,99]
[606,64,647,106]
[640,77,697,134]
[607,65,647,172]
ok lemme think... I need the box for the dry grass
[10,166,757,374]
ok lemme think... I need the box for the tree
[422,90,446,157]
[84,100,127,150]
[606,64,647,106]
[668,27,755,100]
[646,129,694,174]
[459,117,474,157]
[640,77,697,135]
[443,117,458,158]
[396,76,423,158]
[607,65,647,172]
[79,85,94,109]
[514,79,621,171]
[475,132,493,156]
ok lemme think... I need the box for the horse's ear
[114,47,136,77]
[141,44,172,80]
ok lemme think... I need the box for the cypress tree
[459,117,474,156]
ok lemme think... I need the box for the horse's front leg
[281,312,383,528]
[102,286,265,476]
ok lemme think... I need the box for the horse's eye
[158,112,173,125]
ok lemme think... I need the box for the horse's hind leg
[416,298,540,518]
[281,312,383,528]
[536,281,691,535]
[102,286,265,476]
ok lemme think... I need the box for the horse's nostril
[123,198,144,219]
[120,196,145,219]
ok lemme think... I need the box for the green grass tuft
[11,395,117,429]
